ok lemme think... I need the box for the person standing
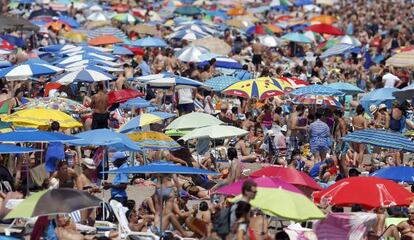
[103,152,129,206]
[309,109,331,163]
[90,83,109,129]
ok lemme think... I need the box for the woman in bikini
[351,105,368,167]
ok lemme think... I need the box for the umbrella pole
[102,147,108,220]
[159,175,164,238]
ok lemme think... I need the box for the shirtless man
[398,208,414,240]
[287,104,307,160]
[115,72,126,90]
[252,37,264,72]
[90,83,109,129]
[334,109,348,155]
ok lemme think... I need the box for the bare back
[91,91,108,114]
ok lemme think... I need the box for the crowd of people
[1,0,414,239]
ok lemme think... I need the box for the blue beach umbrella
[112,45,134,55]
[0,144,41,153]
[131,37,168,48]
[342,129,414,152]
[371,166,414,183]
[119,97,152,110]
[108,161,219,175]
[1,35,25,48]
[87,26,127,39]
[327,82,364,95]
[54,53,116,66]
[0,128,79,142]
[360,87,399,111]
[40,44,77,53]
[320,43,355,59]
[136,72,204,89]
[120,111,176,133]
[281,32,312,43]
[69,129,140,152]
[0,60,63,80]
[393,83,414,100]
[53,69,114,85]
[58,16,80,28]
[205,76,240,92]
[291,84,344,96]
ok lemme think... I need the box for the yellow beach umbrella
[222,77,286,100]
[386,50,414,67]
[231,188,325,221]
[2,109,82,129]
[63,32,87,43]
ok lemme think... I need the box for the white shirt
[178,88,193,104]
[383,73,400,88]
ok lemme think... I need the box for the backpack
[212,206,231,236]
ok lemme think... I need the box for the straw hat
[81,158,96,169]
[369,105,378,114]
[378,103,387,110]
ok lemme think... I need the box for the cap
[79,86,87,93]
[378,103,387,110]
[111,151,128,162]
[280,125,287,132]
[81,158,96,169]
[369,105,378,114]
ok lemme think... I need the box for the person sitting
[126,209,151,232]
[51,161,78,189]
[398,207,414,240]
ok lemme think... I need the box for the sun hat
[81,158,96,169]
[369,105,378,114]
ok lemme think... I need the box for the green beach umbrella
[231,188,325,221]
[281,32,313,44]
[180,125,248,141]
[174,6,202,16]
[5,189,101,219]
[165,112,223,130]
[112,13,138,24]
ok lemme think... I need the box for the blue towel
[45,142,65,173]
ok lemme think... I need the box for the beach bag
[212,206,231,236]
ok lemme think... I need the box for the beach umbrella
[136,72,204,89]
[337,35,361,47]
[58,16,80,28]
[225,19,252,29]
[305,23,343,35]
[371,166,414,183]
[120,112,176,133]
[258,35,282,47]
[293,94,342,108]
[222,77,285,100]
[181,125,248,141]
[46,21,72,31]
[0,144,41,153]
[5,189,101,219]
[191,37,231,55]
[327,82,364,95]
[175,24,216,35]
[281,32,312,43]
[88,27,127,39]
[168,29,209,41]
[232,188,325,221]
[62,32,87,43]
[215,176,303,196]
[112,13,137,24]
[60,59,122,68]
[198,57,242,69]
[276,76,309,89]
[65,65,123,73]
[16,97,91,114]
[28,8,58,20]
[112,45,133,55]
[60,46,113,55]
[166,112,223,130]
[312,176,413,209]
[108,89,144,105]
[1,109,82,129]
[53,69,114,85]
[0,60,63,80]
[342,129,414,152]
[386,50,414,67]
[69,129,140,152]
[165,129,190,137]
[87,12,107,21]
[0,35,24,48]
[89,35,123,46]
[227,7,245,16]
[174,6,202,16]
[0,128,78,142]
[205,76,240,91]
[54,53,116,66]
[40,44,77,53]
[320,43,355,59]
[251,166,322,190]
[310,15,337,24]
[127,131,181,150]
[290,84,344,96]
[360,87,399,110]
[393,83,414,100]
[131,37,167,48]
[119,97,152,110]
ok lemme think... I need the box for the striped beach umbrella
[222,77,285,100]
[0,60,63,80]
[292,94,342,108]
[53,69,114,85]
